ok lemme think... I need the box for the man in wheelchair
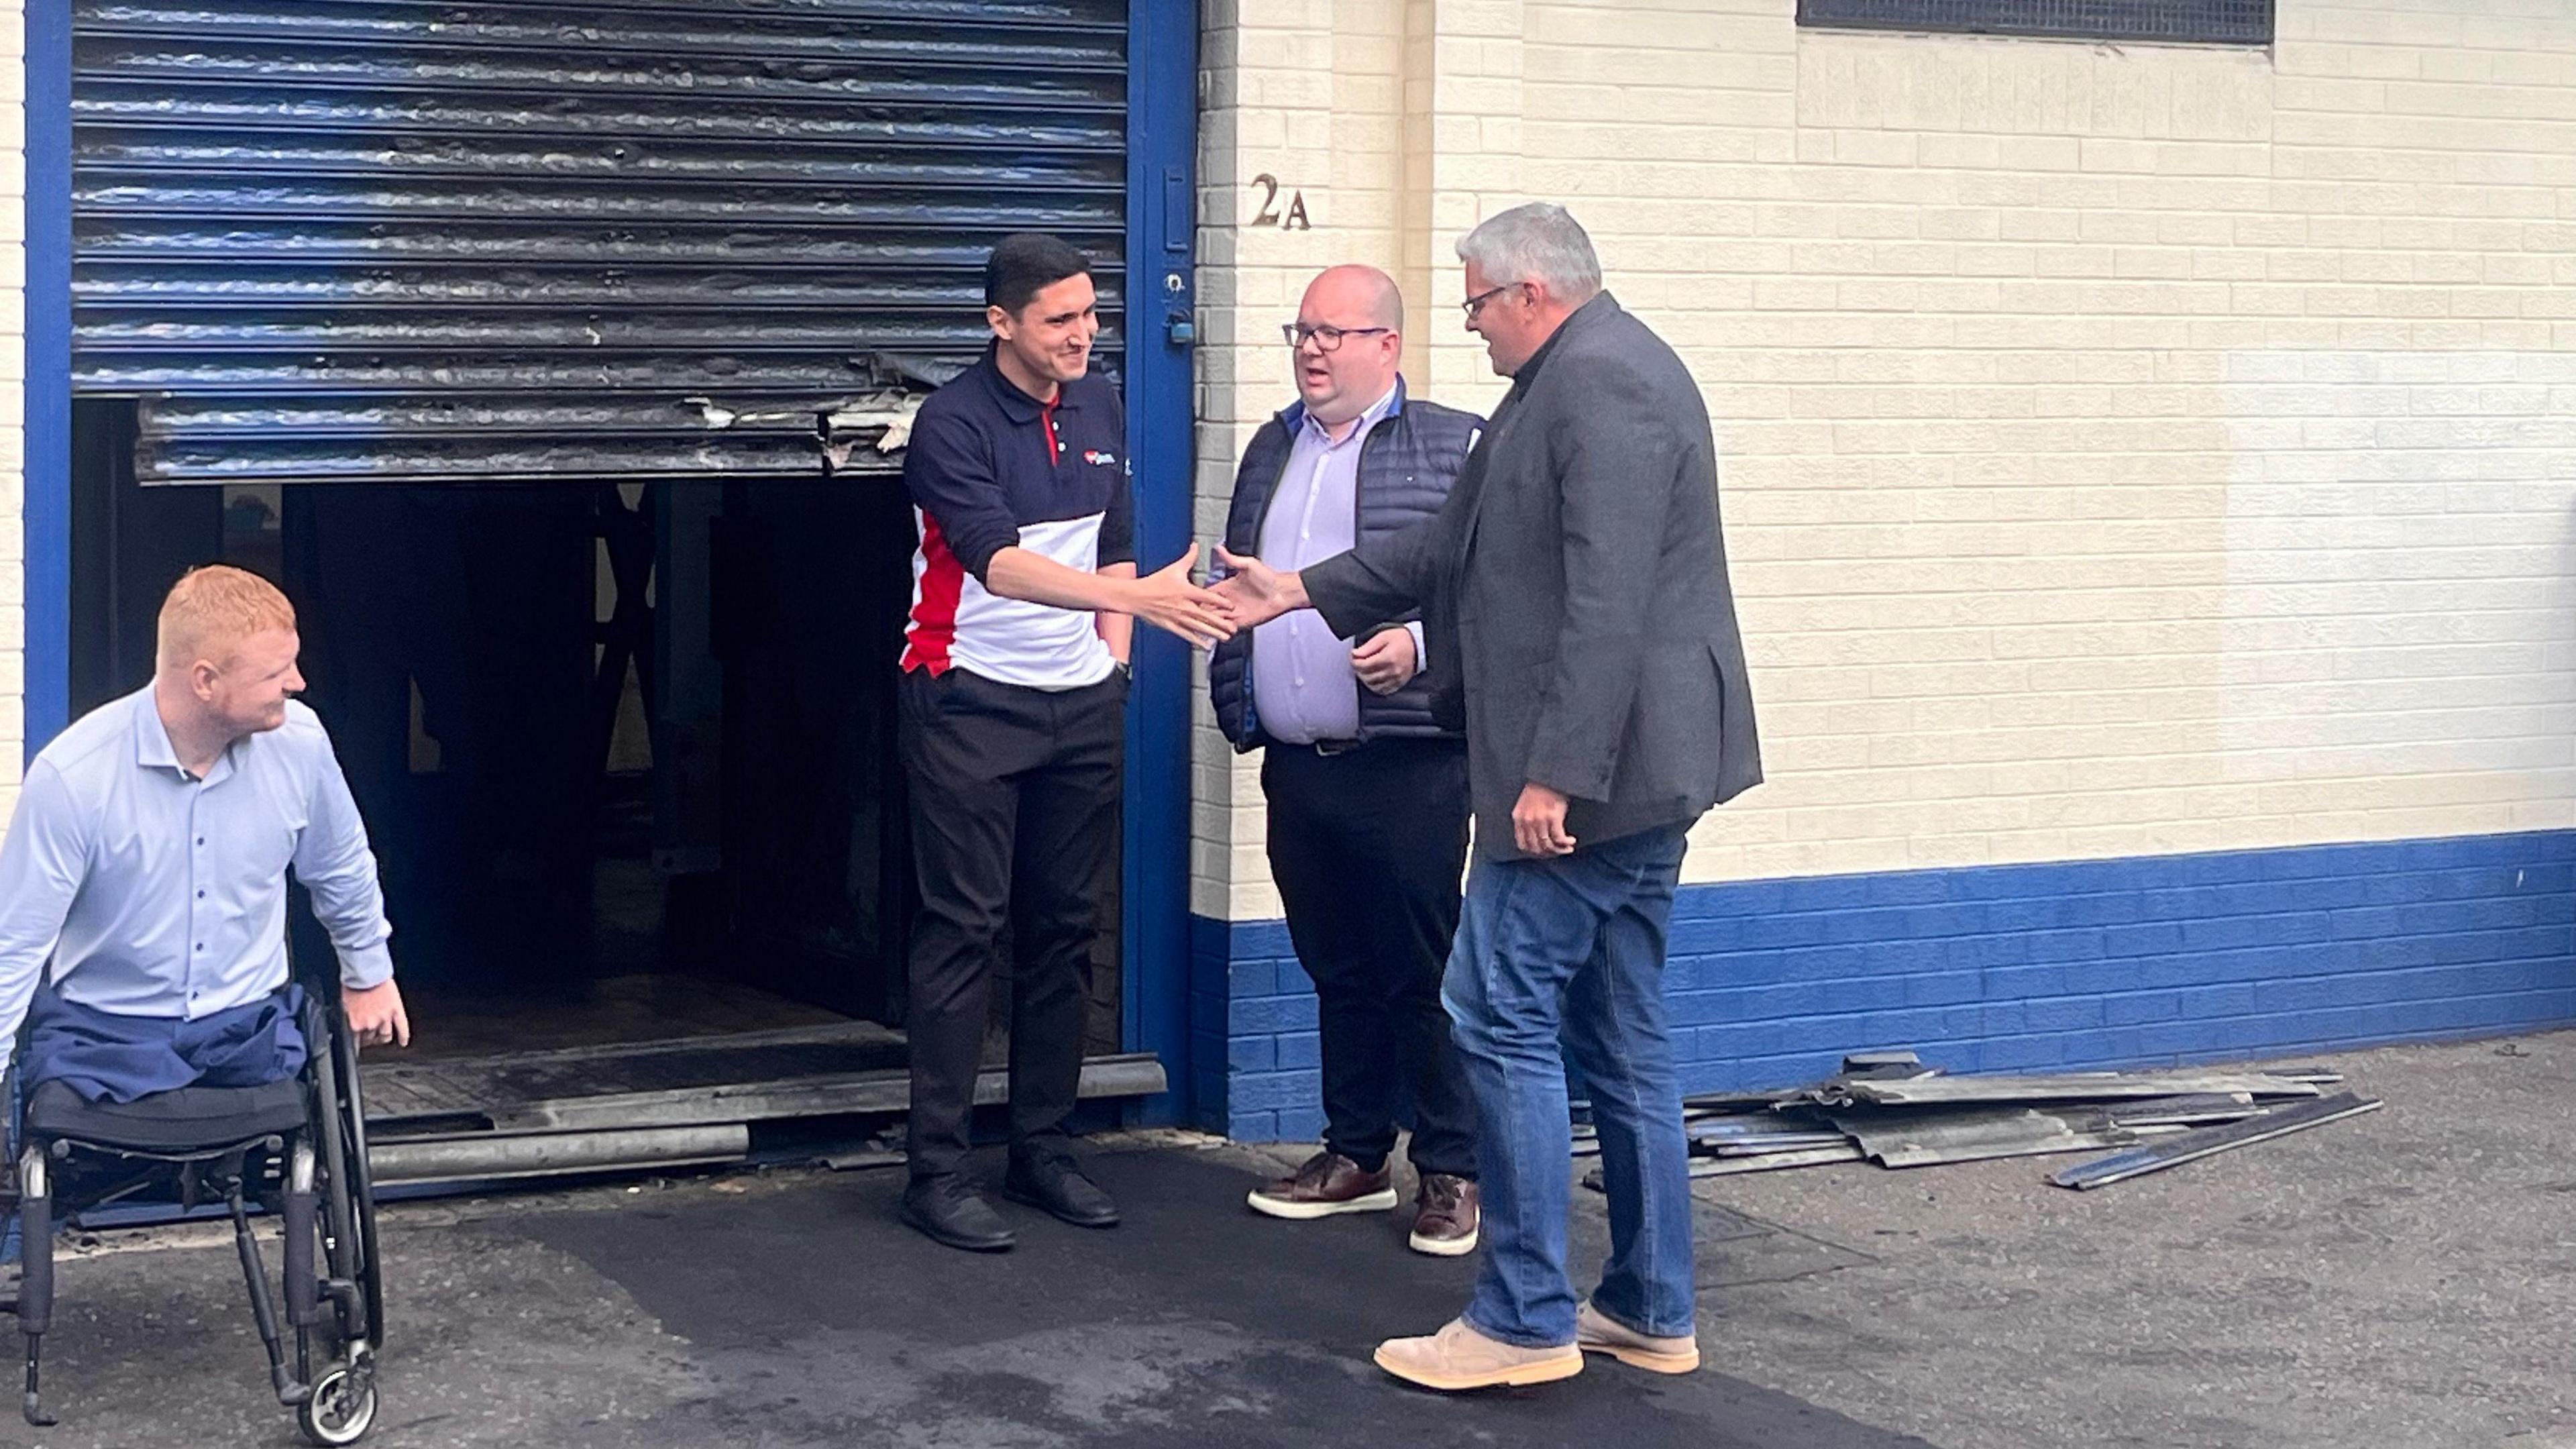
[0,566,411,1444]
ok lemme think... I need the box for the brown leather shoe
[1408,1173,1479,1256]
[1246,1150,1398,1220]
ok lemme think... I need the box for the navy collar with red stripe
[972,342,1099,425]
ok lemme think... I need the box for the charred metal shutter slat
[70,0,1131,484]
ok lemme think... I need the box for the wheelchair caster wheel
[297,1363,376,1446]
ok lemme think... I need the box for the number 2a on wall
[1249,174,1311,231]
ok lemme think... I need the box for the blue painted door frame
[23,3,70,761]
[22,5,1207,1120]
[1120,2,1201,1124]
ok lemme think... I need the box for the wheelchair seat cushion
[23,1077,310,1152]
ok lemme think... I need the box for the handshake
[1121,544,1307,649]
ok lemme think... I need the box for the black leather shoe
[1003,1156,1120,1228]
[901,1177,1016,1252]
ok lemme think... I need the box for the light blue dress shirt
[1251,383,1426,745]
[0,687,394,1046]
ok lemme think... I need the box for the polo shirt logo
[1083,449,1118,467]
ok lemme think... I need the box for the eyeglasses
[1281,323,1392,352]
[1460,282,1526,321]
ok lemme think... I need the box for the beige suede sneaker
[1575,1300,1701,1375]
[1372,1318,1584,1391]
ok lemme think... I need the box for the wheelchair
[1,987,386,1444]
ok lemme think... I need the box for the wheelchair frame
[2,989,386,1445]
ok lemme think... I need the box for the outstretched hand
[1210,547,1303,629]
[1130,545,1236,649]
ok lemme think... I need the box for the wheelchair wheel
[331,1004,386,1350]
[297,1361,377,1446]
[309,1004,385,1352]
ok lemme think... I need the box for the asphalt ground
[2,1029,2566,1448]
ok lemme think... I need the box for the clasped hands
[1130,546,1409,694]
[1184,545,1572,857]
[1122,543,1292,648]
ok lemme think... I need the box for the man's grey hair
[1456,203,1603,303]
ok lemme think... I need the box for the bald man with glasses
[1210,264,1487,1256]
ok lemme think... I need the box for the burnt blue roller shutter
[70,0,1130,484]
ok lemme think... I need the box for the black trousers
[899,667,1124,1182]
[1263,738,1477,1179]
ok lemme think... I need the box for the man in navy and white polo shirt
[896,232,1232,1253]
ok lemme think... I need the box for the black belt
[1281,737,1364,757]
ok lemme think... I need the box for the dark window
[1797,0,2272,45]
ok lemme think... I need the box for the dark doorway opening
[68,401,1128,1138]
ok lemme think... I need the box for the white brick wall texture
[3,5,2568,917]
[1198,0,2576,920]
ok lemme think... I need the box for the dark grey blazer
[1302,292,1761,861]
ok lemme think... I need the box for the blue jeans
[1442,823,1695,1349]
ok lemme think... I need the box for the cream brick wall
[1198,0,2576,919]
[1197,1,1412,918]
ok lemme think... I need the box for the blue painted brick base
[1189,830,2576,1142]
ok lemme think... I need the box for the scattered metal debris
[1576,1052,2382,1192]
[2048,1092,2385,1190]
[1688,1144,1864,1177]
[1826,1069,2324,1108]
[1826,1106,2145,1169]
